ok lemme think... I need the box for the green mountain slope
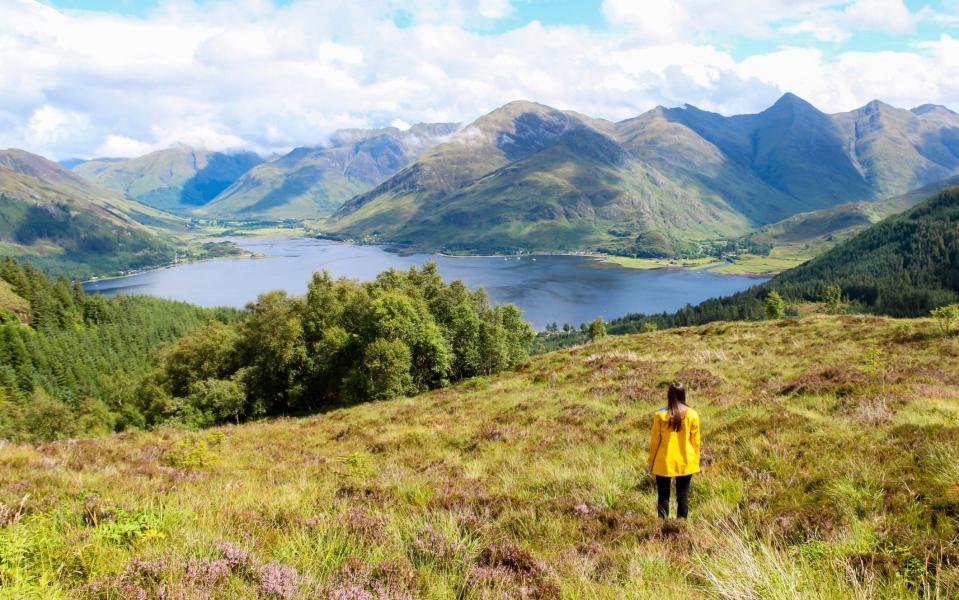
[0,149,179,277]
[614,107,804,224]
[339,122,753,254]
[200,123,458,219]
[75,147,263,213]
[668,94,875,209]
[328,95,959,256]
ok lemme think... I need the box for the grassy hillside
[1,315,956,598]
[327,96,959,256]
[201,124,458,220]
[0,279,28,322]
[0,149,248,278]
[75,147,263,213]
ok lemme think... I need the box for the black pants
[656,475,692,518]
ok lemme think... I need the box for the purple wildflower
[326,586,375,600]
[257,561,303,598]
[184,558,230,590]
[218,541,256,573]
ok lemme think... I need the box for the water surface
[85,238,765,329]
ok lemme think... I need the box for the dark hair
[666,382,687,432]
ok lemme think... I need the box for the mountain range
[199,123,458,219]
[4,93,959,276]
[325,94,959,255]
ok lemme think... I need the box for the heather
[1,314,957,598]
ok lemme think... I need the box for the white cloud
[601,0,919,43]
[95,135,157,158]
[0,0,956,160]
[843,0,916,34]
[15,105,96,158]
[602,1,690,43]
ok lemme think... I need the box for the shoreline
[381,242,780,277]
[84,235,781,285]
[82,247,262,285]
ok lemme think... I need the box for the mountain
[0,148,178,276]
[327,95,959,256]
[74,147,263,213]
[329,101,760,255]
[199,123,459,219]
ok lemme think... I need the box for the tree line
[0,257,239,441]
[0,258,534,440]
[135,263,535,428]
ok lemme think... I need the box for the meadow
[1,314,957,598]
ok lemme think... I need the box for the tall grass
[0,315,957,598]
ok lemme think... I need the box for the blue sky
[11,0,959,158]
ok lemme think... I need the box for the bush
[932,303,959,336]
[587,317,607,342]
[821,284,843,313]
[22,390,77,441]
[764,291,786,320]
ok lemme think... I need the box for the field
[708,245,817,276]
[1,315,958,598]
[600,246,815,276]
[599,256,721,271]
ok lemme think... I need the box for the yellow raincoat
[648,407,701,477]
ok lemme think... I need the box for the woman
[648,381,701,519]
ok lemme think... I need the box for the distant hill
[609,185,959,334]
[0,149,179,277]
[327,95,959,256]
[199,123,459,219]
[748,175,959,248]
[771,185,959,314]
[74,147,263,213]
[58,157,100,169]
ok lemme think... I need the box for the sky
[2,0,958,159]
